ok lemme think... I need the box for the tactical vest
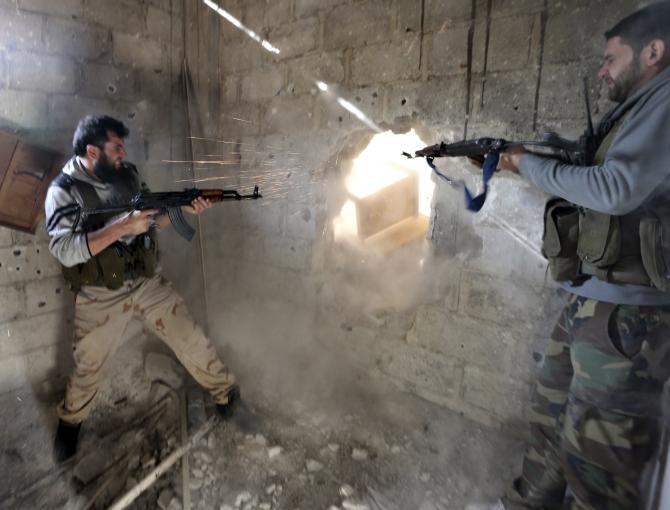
[542,119,670,291]
[51,166,159,292]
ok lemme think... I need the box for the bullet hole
[38,301,46,308]
[372,92,378,98]
[290,245,295,252]
[36,269,41,275]
[401,98,407,106]
[56,288,61,294]
[128,112,136,119]
[514,106,519,111]
[13,250,21,256]
[338,116,343,123]
[107,84,118,95]
[406,27,412,33]
[36,248,39,253]
[268,154,275,159]
[533,352,543,363]
[15,267,20,271]
[460,344,464,348]
[286,172,292,179]
[355,96,361,102]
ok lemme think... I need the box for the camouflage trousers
[503,295,670,510]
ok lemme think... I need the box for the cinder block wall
[0,0,199,394]
[191,0,641,429]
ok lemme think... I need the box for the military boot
[53,419,81,463]
[216,385,260,432]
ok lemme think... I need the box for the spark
[203,0,280,54]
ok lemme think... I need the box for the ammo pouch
[62,235,159,292]
[541,198,581,282]
[640,217,670,291]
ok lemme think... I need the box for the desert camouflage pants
[504,295,670,510]
[58,275,236,424]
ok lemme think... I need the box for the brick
[18,0,83,17]
[84,0,144,34]
[241,67,284,101]
[24,276,71,316]
[6,51,77,93]
[0,7,43,52]
[147,5,172,42]
[264,0,292,28]
[268,16,319,59]
[396,0,423,34]
[324,0,394,50]
[486,14,542,72]
[536,61,601,122]
[351,35,421,86]
[24,243,62,279]
[463,365,528,420]
[287,52,344,95]
[426,25,470,77]
[0,310,72,358]
[295,0,344,18]
[0,89,47,129]
[114,33,166,71]
[264,95,315,134]
[0,284,24,323]
[424,0,473,32]
[48,94,115,132]
[220,40,263,73]
[45,17,111,60]
[81,62,138,101]
[410,75,468,127]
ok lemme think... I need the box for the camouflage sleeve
[44,185,92,268]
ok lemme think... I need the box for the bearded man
[470,2,670,509]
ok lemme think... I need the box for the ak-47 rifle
[65,186,262,241]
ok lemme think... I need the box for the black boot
[53,419,81,463]
[216,385,259,432]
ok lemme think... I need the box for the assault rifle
[64,186,262,241]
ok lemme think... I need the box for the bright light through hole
[333,130,434,244]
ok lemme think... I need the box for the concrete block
[269,16,319,60]
[295,0,344,18]
[315,85,383,132]
[84,0,144,34]
[242,0,265,30]
[220,40,263,73]
[324,0,394,50]
[0,283,25,323]
[288,52,345,95]
[114,33,165,71]
[147,5,172,42]
[264,95,315,134]
[485,14,542,72]
[0,342,71,394]
[18,0,83,17]
[463,365,528,421]
[490,0,544,15]
[0,7,44,52]
[0,89,47,130]
[24,243,62,279]
[48,94,115,132]
[6,51,77,94]
[12,220,51,245]
[426,25,470,77]
[0,227,13,247]
[241,67,284,101]
[0,310,72,358]
[45,17,111,60]
[396,0,423,34]
[379,342,464,399]
[536,61,601,122]
[81,63,138,101]
[264,0,292,28]
[351,35,421,86]
[137,68,171,105]
[285,204,317,240]
[396,75,468,127]
[24,276,71,316]
[424,0,473,32]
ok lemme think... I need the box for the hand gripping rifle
[69,186,262,241]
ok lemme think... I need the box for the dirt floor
[0,335,523,510]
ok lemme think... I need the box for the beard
[608,56,643,103]
[93,153,122,183]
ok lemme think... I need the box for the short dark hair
[72,115,129,156]
[605,1,670,54]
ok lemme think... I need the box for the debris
[342,500,370,510]
[192,468,204,479]
[328,443,340,453]
[268,446,282,459]
[167,498,183,510]
[254,434,267,446]
[189,478,203,491]
[390,445,401,454]
[351,448,368,461]
[220,506,234,510]
[158,489,174,510]
[339,485,355,498]
[235,491,252,508]
[306,459,324,472]
[259,503,271,510]
[419,472,431,483]
[265,484,276,495]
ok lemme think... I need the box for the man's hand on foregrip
[182,197,212,215]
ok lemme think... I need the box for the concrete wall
[192,0,642,430]
[0,0,200,393]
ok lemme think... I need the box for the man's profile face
[598,36,643,103]
[92,132,127,183]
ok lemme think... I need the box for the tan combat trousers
[58,275,236,424]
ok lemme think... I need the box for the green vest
[542,119,670,290]
[51,170,159,292]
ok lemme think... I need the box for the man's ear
[645,39,666,67]
[85,144,100,160]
